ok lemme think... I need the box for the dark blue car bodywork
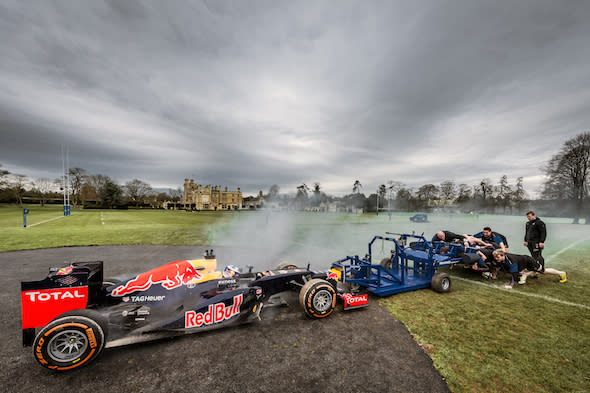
[409,214,428,222]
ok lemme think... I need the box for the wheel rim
[47,329,89,362]
[313,289,333,312]
[442,278,450,290]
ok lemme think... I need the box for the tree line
[1,131,588,221]
[0,167,181,209]
[541,132,590,224]
[265,131,590,223]
[267,175,527,215]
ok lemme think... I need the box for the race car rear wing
[20,261,103,346]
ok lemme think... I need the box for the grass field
[0,204,232,252]
[1,204,589,392]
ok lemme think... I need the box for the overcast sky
[1,0,589,196]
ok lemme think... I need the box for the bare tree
[378,184,387,199]
[496,175,512,212]
[386,181,404,213]
[124,179,153,207]
[542,132,590,223]
[32,178,57,207]
[417,184,439,207]
[0,164,10,189]
[312,182,321,194]
[169,187,183,202]
[295,183,310,210]
[267,184,280,200]
[152,192,172,208]
[311,182,322,207]
[86,174,112,202]
[476,178,494,200]
[512,176,527,209]
[376,184,387,212]
[396,187,414,211]
[439,180,456,203]
[68,167,87,206]
[456,183,472,203]
[352,180,362,194]
[387,181,404,198]
[80,183,97,203]
[10,174,28,207]
[297,183,309,195]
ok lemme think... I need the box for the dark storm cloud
[1,0,589,195]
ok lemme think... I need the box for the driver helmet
[223,265,240,278]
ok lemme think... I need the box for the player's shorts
[526,258,542,272]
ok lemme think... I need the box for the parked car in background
[409,214,428,222]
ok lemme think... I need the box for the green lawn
[0,204,231,251]
[381,265,589,393]
[1,205,589,392]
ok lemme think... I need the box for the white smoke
[207,211,590,271]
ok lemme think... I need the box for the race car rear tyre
[299,279,336,319]
[32,310,106,371]
[431,272,451,293]
[275,262,298,270]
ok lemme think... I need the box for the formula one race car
[21,251,368,371]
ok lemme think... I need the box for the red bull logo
[112,260,202,296]
[185,294,243,328]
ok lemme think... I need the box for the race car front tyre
[32,310,106,371]
[299,279,336,319]
[431,272,451,293]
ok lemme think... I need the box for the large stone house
[182,179,243,210]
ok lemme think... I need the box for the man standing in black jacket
[524,211,547,270]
